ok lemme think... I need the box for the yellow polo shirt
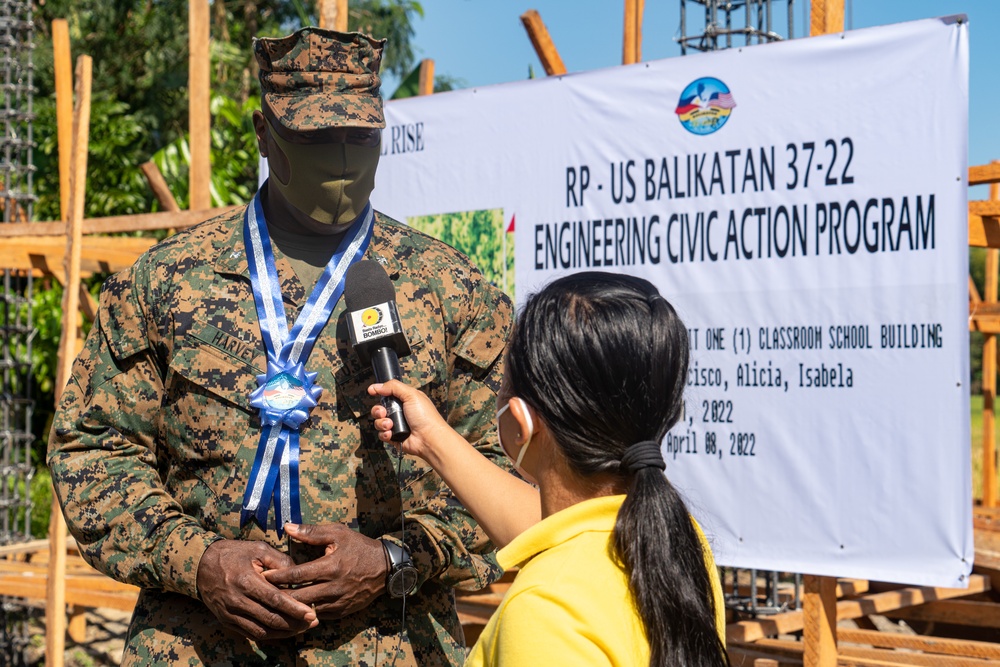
[465,495,725,667]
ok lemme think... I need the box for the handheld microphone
[344,260,412,442]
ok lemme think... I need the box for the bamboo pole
[189,0,211,211]
[47,54,92,667]
[985,165,1000,507]
[520,10,567,76]
[418,59,435,96]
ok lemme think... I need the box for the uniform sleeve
[383,274,514,592]
[47,262,222,599]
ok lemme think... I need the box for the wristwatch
[380,538,418,598]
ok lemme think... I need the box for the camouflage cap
[254,27,386,132]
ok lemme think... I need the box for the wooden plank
[0,206,241,238]
[0,573,138,594]
[975,505,1000,524]
[520,10,568,76]
[754,639,1000,667]
[0,539,50,557]
[418,59,435,96]
[810,0,844,37]
[729,643,803,667]
[636,0,644,62]
[972,163,1000,186]
[189,0,211,211]
[67,607,86,643]
[971,314,1000,335]
[839,646,1000,667]
[78,282,98,323]
[838,580,869,597]
[725,578,868,600]
[1,580,137,612]
[837,628,1000,660]
[988,173,1000,508]
[728,576,989,644]
[837,658,923,667]
[970,213,1000,249]
[140,161,180,212]
[319,0,349,32]
[803,575,837,667]
[972,201,1000,218]
[623,0,637,65]
[52,19,72,222]
[48,53,92,667]
[0,236,158,276]
[886,600,1000,629]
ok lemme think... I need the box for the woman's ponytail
[506,272,729,667]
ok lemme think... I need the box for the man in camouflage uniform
[48,28,512,666]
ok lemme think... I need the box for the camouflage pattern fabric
[255,27,387,132]
[48,206,514,666]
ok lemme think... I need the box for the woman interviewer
[369,271,729,667]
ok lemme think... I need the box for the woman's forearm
[423,422,541,547]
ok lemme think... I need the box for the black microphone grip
[371,346,411,442]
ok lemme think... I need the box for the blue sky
[386,1,997,199]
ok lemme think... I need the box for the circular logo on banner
[675,78,736,135]
[362,307,383,326]
[262,372,307,411]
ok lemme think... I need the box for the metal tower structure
[0,0,35,663]
[678,0,796,54]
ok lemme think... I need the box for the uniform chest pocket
[335,328,436,422]
[163,335,262,462]
[334,331,441,505]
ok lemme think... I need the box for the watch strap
[381,538,411,569]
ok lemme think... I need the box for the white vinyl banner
[373,17,972,587]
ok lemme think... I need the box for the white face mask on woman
[496,397,534,469]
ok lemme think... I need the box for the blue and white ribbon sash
[240,189,374,535]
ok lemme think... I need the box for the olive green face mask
[267,120,380,226]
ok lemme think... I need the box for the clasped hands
[196,523,388,641]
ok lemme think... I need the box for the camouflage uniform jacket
[48,205,513,666]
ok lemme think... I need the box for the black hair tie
[621,440,666,474]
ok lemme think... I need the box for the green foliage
[970,247,990,392]
[347,1,425,81]
[407,209,514,297]
[24,282,63,398]
[151,93,260,209]
[30,1,429,222]
[30,468,53,539]
[20,279,99,464]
